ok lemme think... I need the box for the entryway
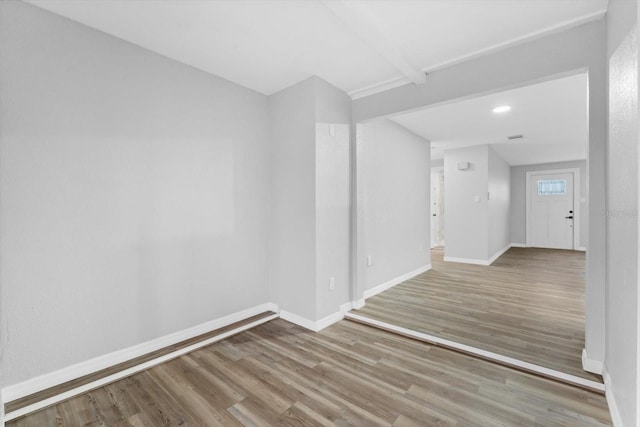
[527,169,580,250]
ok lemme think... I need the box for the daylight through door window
[537,179,567,195]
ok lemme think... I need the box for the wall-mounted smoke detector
[507,134,524,140]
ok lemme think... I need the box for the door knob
[565,216,574,219]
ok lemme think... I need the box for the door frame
[430,166,444,248]
[525,167,581,250]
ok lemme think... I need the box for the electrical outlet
[329,277,335,291]
[367,255,373,267]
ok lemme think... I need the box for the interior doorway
[350,72,597,390]
[430,167,444,248]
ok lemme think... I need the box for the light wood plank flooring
[5,312,277,415]
[354,247,601,382]
[8,318,610,426]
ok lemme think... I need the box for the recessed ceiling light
[492,105,511,113]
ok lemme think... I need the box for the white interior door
[430,170,444,248]
[430,172,438,248]
[530,172,574,249]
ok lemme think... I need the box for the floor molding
[487,244,511,265]
[4,306,279,423]
[279,310,318,332]
[444,245,511,266]
[581,348,604,375]
[443,256,492,266]
[510,242,527,248]
[281,302,356,333]
[352,298,365,309]
[345,312,605,395]
[362,264,432,299]
[603,366,623,427]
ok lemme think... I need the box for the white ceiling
[28,0,607,97]
[390,73,588,166]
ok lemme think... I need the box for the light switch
[474,195,481,203]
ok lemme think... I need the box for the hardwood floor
[354,247,601,382]
[5,312,277,415]
[8,318,611,426]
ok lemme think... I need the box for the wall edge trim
[362,264,432,299]
[603,365,624,427]
[581,348,604,375]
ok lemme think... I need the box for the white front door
[530,172,574,250]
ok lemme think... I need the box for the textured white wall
[357,120,431,294]
[606,1,639,425]
[510,160,587,248]
[444,145,490,261]
[0,1,271,386]
[488,147,511,257]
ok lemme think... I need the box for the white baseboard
[487,244,511,265]
[2,304,279,422]
[280,303,354,333]
[362,264,432,299]
[576,246,587,252]
[510,242,527,248]
[444,256,491,266]
[444,244,510,266]
[603,366,623,427]
[346,312,605,393]
[581,348,603,375]
[2,302,278,404]
[352,298,365,309]
[279,310,319,332]
[315,310,345,331]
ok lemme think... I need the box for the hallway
[353,247,600,382]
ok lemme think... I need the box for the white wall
[269,76,352,323]
[444,145,490,261]
[510,160,587,248]
[352,17,607,368]
[268,78,318,321]
[315,79,351,319]
[431,158,445,168]
[606,1,639,425]
[488,147,511,257]
[357,119,431,294]
[0,1,271,386]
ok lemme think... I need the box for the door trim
[525,168,580,250]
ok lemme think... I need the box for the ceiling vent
[507,134,524,140]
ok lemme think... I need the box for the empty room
[0,1,638,426]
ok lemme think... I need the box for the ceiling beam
[320,0,426,85]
